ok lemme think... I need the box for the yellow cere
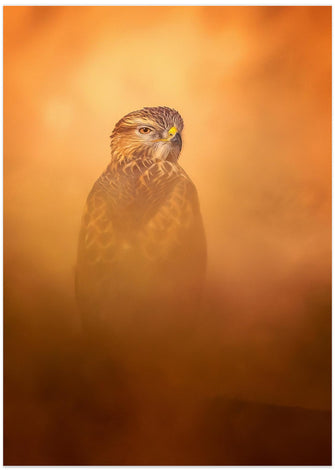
[154,126,178,142]
[168,126,178,137]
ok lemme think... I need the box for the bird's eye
[139,127,152,134]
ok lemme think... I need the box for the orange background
[4,6,331,412]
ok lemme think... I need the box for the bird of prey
[76,106,206,333]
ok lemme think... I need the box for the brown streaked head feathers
[110,106,184,163]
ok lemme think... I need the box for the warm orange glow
[4,6,331,465]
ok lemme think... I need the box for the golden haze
[4,6,331,464]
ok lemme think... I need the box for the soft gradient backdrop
[4,6,331,463]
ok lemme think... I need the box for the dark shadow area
[196,397,331,465]
[4,271,331,465]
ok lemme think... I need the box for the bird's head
[110,106,184,163]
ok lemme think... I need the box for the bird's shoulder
[89,158,193,199]
[107,158,191,182]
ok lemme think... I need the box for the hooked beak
[171,131,182,149]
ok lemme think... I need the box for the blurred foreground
[4,275,331,465]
